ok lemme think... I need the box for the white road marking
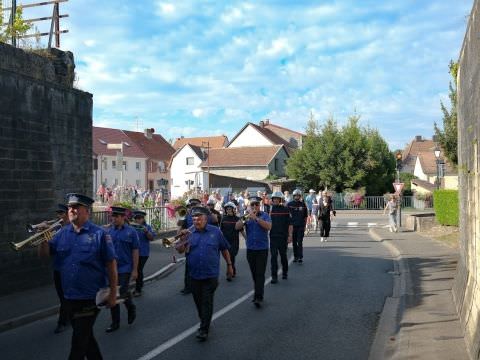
[347,222,359,227]
[367,223,377,227]
[137,257,295,360]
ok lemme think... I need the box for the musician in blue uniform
[287,189,308,263]
[269,192,293,283]
[105,206,139,333]
[131,210,156,297]
[177,206,232,341]
[242,196,272,307]
[220,202,243,281]
[179,198,201,295]
[45,193,118,360]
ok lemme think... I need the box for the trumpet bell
[162,237,175,248]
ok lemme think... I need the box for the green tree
[434,61,458,165]
[0,5,32,45]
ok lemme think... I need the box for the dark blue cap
[111,206,127,215]
[191,206,210,216]
[248,196,262,203]
[66,193,94,207]
[55,204,68,213]
[132,210,146,218]
[187,198,201,206]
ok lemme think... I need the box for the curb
[368,228,409,360]
[0,257,186,334]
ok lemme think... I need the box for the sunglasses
[250,202,260,206]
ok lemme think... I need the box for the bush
[433,190,459,226]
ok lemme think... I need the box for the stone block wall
[454,0,480,358]
[0,43,92,295]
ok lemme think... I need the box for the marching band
[28,189,316,356]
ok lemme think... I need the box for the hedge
[433,189,459,226]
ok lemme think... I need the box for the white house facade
[169,144,209,199]
[228,124,273,148]
[94,154,147,191]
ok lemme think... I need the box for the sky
[18,0,473,150]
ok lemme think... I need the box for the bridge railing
[331,195,431,210]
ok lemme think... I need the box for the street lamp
[434,147,441,190]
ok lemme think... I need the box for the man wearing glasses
[242,196,272,307]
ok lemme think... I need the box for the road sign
[393,182,404,193]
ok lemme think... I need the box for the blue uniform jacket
[108,224,140,274]
[245,211,271,250]
[186,224,230,280]
[134,223,156,257]
[50,221,117,300]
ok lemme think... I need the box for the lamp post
[434,147,441,190]
[395,151,403,228]
[201,141,210,193]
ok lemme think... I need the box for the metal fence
[331,195,432,210]
[91,206,177,231]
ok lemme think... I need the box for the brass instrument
[162,227,192,251]
[175,206,188,219]
[26,218,58,233]
[130,223,146,232]
[241,213,251,222]
[11,219,63,251]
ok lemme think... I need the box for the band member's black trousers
[228,240,239,275]
[318,218,331,237]
[67,299,102,360]
[292,226,305,260]
[270,236,288,277]
[54,270,69,326]
[246,249,268,300]
[184,262,192,292]
[110,273,135,325]
[135,256,149,292]
[191,277,218,332]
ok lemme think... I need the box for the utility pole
[202,141,210,193]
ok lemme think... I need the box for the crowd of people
[34,188,341,357]
[96,184,167,207]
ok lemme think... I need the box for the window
[112,160,116,168]
[158,161,165,172]
[123,161,127,171]
[136,162,141,170]
[274,158,278,171]
[114,178,118,186]
[186,157,194,165]
[150,162,155,172]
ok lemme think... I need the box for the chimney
[259,120,265,128]
[265,119,270,125]
[415,135,422,142]
[144,128,154,140]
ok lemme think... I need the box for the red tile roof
[173,135,228,150]
[123,130,175,162]
[263,122,305,137]
[92,127,146,158]
[200,145,286,167]
[402,137,455,175]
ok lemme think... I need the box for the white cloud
[156,2,175,16]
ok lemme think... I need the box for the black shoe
[106,323,120,333]
[180,288,191,295]
[226,275,233,282]
[271,278,278,284]
[282,274,288,280]
[298,259,303,264]
[196,330,208,341]
[133,290,142,297]
[54,324,67,334]
[128,307,136,325]
[293,258,298,263]
[254,298,263,308]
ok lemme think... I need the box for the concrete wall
[209,167,269,181]
[0,43,92,295]
[453,1,480,358]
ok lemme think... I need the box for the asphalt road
[0,213,393,360]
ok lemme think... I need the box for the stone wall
[453,0,480,358]
[0,43,92,295]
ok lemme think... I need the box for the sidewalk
[369,227,469,360]
[0,235,182,333]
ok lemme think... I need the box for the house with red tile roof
[172,135,228,150]
[93,127,175,194]
[400,135,457,193]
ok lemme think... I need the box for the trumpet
[11,219,63,251]
[26,219,58,233]
[162,228,192,251]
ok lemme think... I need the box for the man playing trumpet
[176,206,233,341]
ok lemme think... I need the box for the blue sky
[23,0,473,149]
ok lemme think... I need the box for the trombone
[11,219,63,251]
